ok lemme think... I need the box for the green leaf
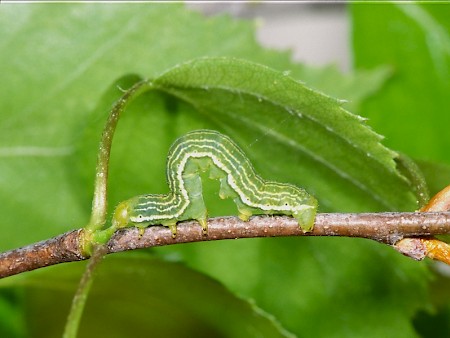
[413,262,450,338]
[77,58,416,219]
[294,64,392,114]
[352,3,450,164]
[417,160,450,196]
[0,254,292,338]
[152,57,415,213]
[0,290,25,338]
[395,154,430,208]
[156,236,430,338]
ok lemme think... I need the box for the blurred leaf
[417,160,450,197]
[413,265,450,338]
[352,3,450,164]
[0,254,292,338]
[157,237,430,338]
[0,290,26,338]
[414,305,450,338]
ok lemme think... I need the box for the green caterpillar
[112,130,317,236]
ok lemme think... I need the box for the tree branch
[1,212,450,279]
[0,229,84,278]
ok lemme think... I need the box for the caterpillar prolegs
[112,130,317,235]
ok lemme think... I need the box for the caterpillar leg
[137,225,146,238]
[197,217,208,235]
[218,177,237,200]
[189,199,208,234]
[163,222,177,238]
[293,206,317,232]
[182,173,209,234]
[233,197,253,221]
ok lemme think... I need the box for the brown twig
[1,211,450,279]
[394,185,450,264]
[0,229,84,278]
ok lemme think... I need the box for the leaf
[413,262,450,338]
[156,236,430,338]
[417,160,450,196]
[152,57,416,213]
[294,63,393,114]
[74,57,418,229]
[0,254,293,338]
[352,3,450,164]
[395,154,430,208]
[0,289,25,338]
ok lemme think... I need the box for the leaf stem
[62,245,107,338]
[83,80,153,251]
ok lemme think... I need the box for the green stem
[62,245,107,338]
[63,79,154,338]
[83,80,153,253]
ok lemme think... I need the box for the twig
[394,184,450,263]
[0,229,84,278]
[1,211,450,279]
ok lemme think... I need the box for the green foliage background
[0,3,448,338]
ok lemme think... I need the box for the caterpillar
[112,129,317,236]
